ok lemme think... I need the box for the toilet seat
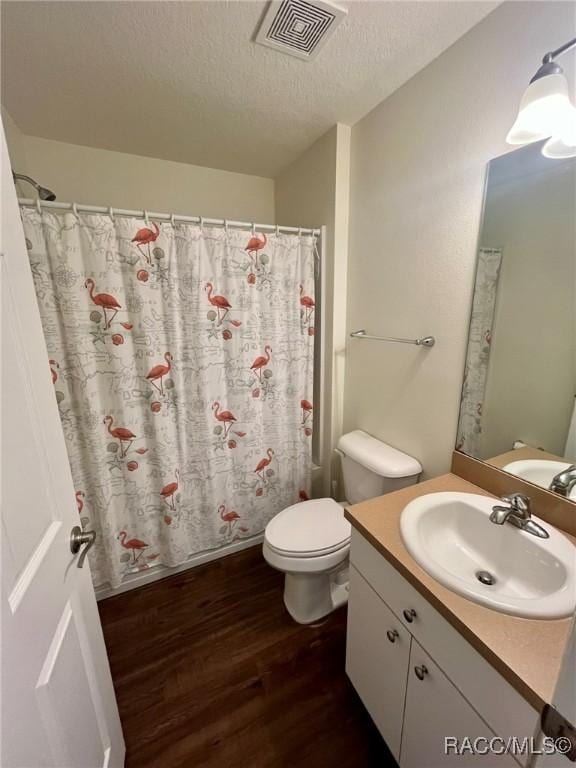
[265,538,349,559]
[264,498,351,558]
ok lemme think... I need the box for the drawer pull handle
[403,608,417,623]
[386,629,399,643]
[414,664,428,681]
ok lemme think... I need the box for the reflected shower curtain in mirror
[457,247,502,455]
[21,207,316,588]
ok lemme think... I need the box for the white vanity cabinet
[346,565,411,758]
[401,640,517,768]
[346,531,540,767]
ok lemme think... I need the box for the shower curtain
[457,247,502,456]
[22,207,316,588]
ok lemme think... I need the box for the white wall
[275,124,351,496]
[479,159,575,459]
[2,108,27,170]
[344,1,574,480]
[2,110,275,223]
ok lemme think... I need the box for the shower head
[38,185,57,201]
[13,172,56,201]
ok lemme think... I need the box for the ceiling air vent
[255,0,347,61]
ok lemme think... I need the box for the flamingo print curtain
[21,207,316,588]
[457,247,502,456]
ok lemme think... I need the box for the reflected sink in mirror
[400,492,576,619]
[502,459,576,500]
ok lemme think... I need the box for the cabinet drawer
[400,640,518,768]
[346,565,411,761]
[350,530,538,756]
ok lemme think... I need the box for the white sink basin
[502,459,576,500]
[400,492,576,619]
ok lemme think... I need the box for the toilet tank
[337,430,422,504]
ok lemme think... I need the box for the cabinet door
[400,641,518,768]
[346,565,411,760]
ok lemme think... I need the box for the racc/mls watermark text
[445,736,573,757]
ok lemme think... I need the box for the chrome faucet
[490,493,549,539]
[549,465,576,498]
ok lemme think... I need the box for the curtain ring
[108,206,115,221]
[144,210,150,225]
[36,198,42,214]
[251,222,256,236]
[171,212,176,227]
[276,225,280,237]
[200,216,205,229]
[298,227,302,237]
[224,219,229,234]
[72,203,79,218]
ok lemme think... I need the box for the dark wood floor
[99,545,397,768]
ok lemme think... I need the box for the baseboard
[95,533,265,601]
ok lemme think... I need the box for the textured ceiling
[1,1,499,177]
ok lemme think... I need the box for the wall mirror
[456,142,576,501]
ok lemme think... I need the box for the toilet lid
[265,498,351,555]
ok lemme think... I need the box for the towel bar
[350,329,435,347]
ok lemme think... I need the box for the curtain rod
[17,198,321,236]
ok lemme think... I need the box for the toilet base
[283,565,349,624]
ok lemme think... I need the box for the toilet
[263,430,422,624]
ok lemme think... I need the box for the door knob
[403,608,417,623]
[414,664,428,681]
[70,526,96,569]
[386,629,399,643]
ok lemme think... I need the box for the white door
[0,121,125,767]
[346,565,411,760]
[399,640,517,768]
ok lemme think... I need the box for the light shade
[542,138,576,158]
[542,104,576,158]
[506,73,574,145]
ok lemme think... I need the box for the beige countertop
[344,473,573,712]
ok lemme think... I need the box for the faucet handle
[501,493,531,516]
[553,465,576,482]
[549,465,576,496]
